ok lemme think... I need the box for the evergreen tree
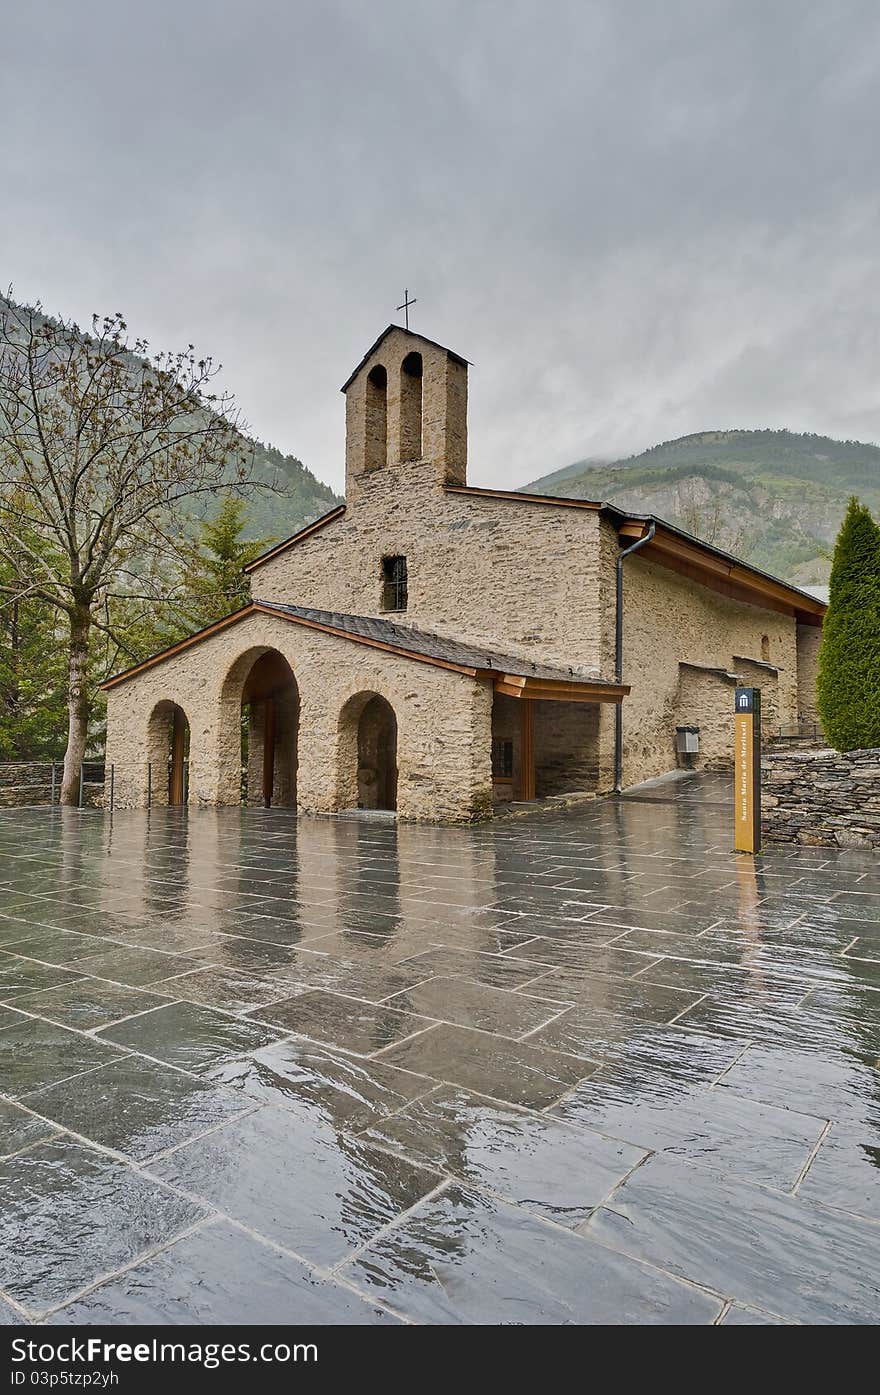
[182,496,273,627]
[0,582,67,760]
[817,496,880,751]
[0,510,68,760]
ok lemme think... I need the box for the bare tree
[0,296,255,803]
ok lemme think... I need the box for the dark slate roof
[257,601,603,683]
[678,661,742,684]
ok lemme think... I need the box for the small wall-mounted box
[675,726,700,754]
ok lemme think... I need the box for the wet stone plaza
[1,773,880,1325]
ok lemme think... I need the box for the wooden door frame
[262,696,277,807]
[169,707,187,806]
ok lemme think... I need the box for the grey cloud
[2,0,879,490]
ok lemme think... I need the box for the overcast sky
[3,0,880,492]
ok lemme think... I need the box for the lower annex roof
[100,600,629,704]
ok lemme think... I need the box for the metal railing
[0,758,194,811]
[774,722,824,744]
[0,761,106,809]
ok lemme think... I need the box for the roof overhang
[493,673,628,703]
[616,520,826,625]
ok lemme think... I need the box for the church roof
[100,599,628,703]
[260,602,596,681]
[340,324,470,393]
[242,489,825,624]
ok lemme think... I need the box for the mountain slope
[0,296,341,545]
[523,430,880,584]
[233,440,340,541]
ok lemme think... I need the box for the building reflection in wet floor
[0,774,878,1324]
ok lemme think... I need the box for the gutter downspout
[614,520,656,793]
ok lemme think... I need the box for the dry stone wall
[763,746,880,848]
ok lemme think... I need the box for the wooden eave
[492,673,629,703]
[243,505,347,573]
[445,485,603,512]
[617,521,826,625]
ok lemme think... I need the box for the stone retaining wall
[0,763,55,808]
[762,746,880,848]
[0,763,105,808]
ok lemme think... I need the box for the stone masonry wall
[674,667,741,771]
[345,327,468,497]
[105,610,494,823]
[255,496,808,794]
[763,746,880,848]
[796,623,823,728]
[610,536,800,789]
[254,467,609,677]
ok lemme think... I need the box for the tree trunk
[60,605,91,806]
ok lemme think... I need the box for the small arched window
[761,634,770,662]
[365,364,387,472]
[399,351,423,461]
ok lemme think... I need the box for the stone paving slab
[22,1054,254,1161]
[0,1096,60,1157]
[208,1037,437,1130]
[96,999,286,1070]
[0,1139,205,1315]
[340,1183,721,1324]
[10,978,172,1031]
[0,776,879,1323]
[50,1220,401,1325]
[358,1084,646,1226]
[0,1015,125,1097]
[148,1104,443,1268]
[585,1151,880,1324]
[377,1021,598,1107]
[250,988,436,1056]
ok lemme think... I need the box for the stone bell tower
[341,325,468,501]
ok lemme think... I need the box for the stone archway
[338,691,398,812]
[220,648,299,808]
[145,700,190,806]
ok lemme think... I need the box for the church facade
[102,325,826,821]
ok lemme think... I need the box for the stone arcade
[102,325,826,821]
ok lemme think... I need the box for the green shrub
[817,497,880,750]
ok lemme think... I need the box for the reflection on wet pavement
[0,772,878,1324]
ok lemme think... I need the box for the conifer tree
[817,496,880,750]
[182,496,273,627]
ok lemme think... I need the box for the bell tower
[341,326,468,500]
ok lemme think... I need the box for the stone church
[103,324,826,821]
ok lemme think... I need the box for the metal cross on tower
[396,288,417,330]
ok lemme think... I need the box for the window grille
[492,738,514,779]
[382,556,408,612]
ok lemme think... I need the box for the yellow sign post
[734,686,762,853]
